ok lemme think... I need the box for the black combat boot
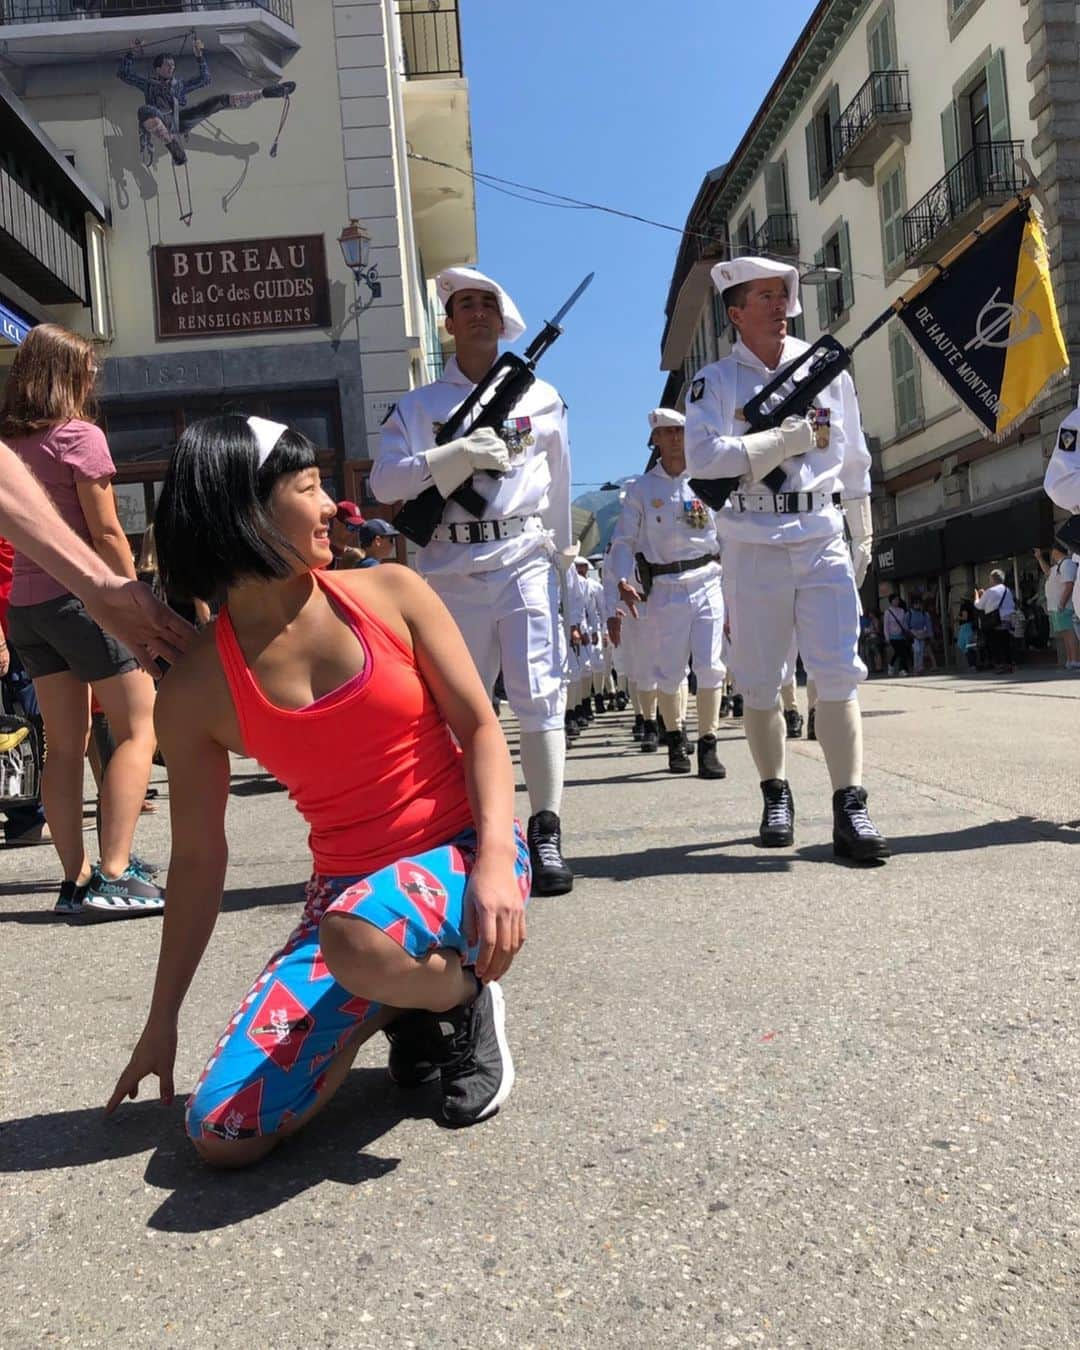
[640,719,659,752]
[593,692,607,715]
[696,734,727,779]
[784,708,804,739]
[564,710,580,740]
[832,787,890,863]
[731,694,744,718]
[615,689,629,710]
[758,779,795,847]
[666,729,692,774]
[718,694,731,719]
[807,708,817,741]
[631,713,645,741]
[527,811,574,895]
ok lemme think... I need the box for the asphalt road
[1,668,1078,1349]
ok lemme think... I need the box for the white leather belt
[431,515,539,544]
[731,491,843,514]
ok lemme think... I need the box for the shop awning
[875,526,944,581]
[943,494,1051,568]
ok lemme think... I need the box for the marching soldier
[684,256,889,862]
[606,409,727,779]
[372,267,575,896]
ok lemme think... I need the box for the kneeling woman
[108,416,529,1166]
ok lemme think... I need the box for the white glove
[844,496,873,587]
[423,427,511,499]
[741,416,815,485]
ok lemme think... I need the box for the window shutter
[764,161,787,217]
[839,220,855,311]
[880,163,906,269]
[941,101,959,170]
[815,246,829,330]
[868,7,896,70]
[828,84,842,168]
[806,120,820,197]
[986,49,1011,142]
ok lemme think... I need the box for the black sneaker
[384,1010,440,1088]
[262,80,297,98]
[527,811,573,896]
[696,733,727,779]
[640,719,659,752]
[434,981,514,1127]
[731,694,744,718]
[807,708,817,741]
[631,713,645,741]
[82,865,165,920]
[54,879,87,916]
[833,786,891,864]
[666,730,692,774]
[784,708,804,739]
[759,779,795,848]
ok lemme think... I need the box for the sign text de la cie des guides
[152,235,331,340]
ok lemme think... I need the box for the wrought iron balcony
[0,1,293,22]
[834,70,911,184]
[903,141,1026,263]
[398,0,461,79]
[751,212,799,259]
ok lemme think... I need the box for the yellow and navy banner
[895,192,1067,440]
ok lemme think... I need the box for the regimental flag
[895,191,1067,441]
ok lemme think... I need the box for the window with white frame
[815,220,854,328]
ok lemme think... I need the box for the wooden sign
[152,234,331,340]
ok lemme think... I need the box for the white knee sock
[743,705,786,781]
[780,680,798,713]
[519,727,566,817]
[640,688,659,720]
[658,690,681,731]
[696,686,722,737]
[814,698,862,790]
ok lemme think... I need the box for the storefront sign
[152,235,331,340]
[0,298,33,346]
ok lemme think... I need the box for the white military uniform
[1043,399,1080,613]
[607,464,725,693]
[684,334,870,707]
[373,355,572,733]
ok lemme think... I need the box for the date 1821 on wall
[152,235,332,340]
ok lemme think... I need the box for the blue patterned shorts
[185,825,530,1143]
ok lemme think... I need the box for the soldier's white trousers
[645,565,726,694]
[722,531,865,708]
[427,551,567,733]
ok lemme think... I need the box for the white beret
[710,255,802,318]
[648,407,686,430]
[435,266,526,341]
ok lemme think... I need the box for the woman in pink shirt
[1,325,164,919]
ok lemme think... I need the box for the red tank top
[215,569,474,877]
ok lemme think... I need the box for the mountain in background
[572,480,632,556]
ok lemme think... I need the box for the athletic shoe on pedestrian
[832,787,890,864]
[666,729,692,774]
[53,879,87,915]
[82,865,165,920]
[130,853,163,880]
[784,708,804,739]
[696,733,727,779]
[807,708,817,741]
[432,980,514,1127]
[758,779,795,848]
[384,1010,440,1088]
[640,719,659,752]
[731,694,744,718]
[527,811,573,896]
[631,713,645,741]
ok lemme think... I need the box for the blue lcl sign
[0,300,33,346]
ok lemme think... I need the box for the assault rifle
[688,334,851,511]
[393,273,595,547]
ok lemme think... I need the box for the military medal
[500,416,535,458]
[812,405,831,449]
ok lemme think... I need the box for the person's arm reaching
[0,439,191,671]
[364,567,524,984]
[107,652,232,1114]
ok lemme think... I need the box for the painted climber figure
[117,37,296,167]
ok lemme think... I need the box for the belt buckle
[773,492,784,513]
[478,519,495,543]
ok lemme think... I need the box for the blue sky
[461,0,817,494]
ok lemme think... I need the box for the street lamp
[338,219,382,301]
[798,265,843,287]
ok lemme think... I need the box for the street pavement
[1,667,1078,1349]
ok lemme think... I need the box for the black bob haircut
[156,414,319,601]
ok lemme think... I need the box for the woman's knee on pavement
[191,1131,279,1169]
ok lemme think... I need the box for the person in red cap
[329,501,367,570]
